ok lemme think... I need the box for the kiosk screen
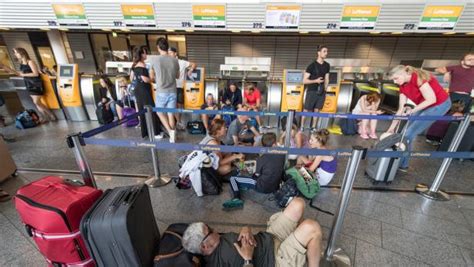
[286,71,303,83]
[60,66,74,78]
[328,72,338,84]
[187,69,201,82]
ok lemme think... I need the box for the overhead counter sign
[193,5,226,28]
[340,6,380,29]
[418,5,464,30]
[52,4,88,26]
[265,5,301,29]
[121,4,156,27]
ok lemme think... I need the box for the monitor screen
[187,69,201,82]
[59,66,74,78]
[286,71,303,83]
[328,72,338,84]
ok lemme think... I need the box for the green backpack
[285,167,320,199]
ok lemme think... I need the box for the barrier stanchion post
[144,106,171,188]
[415,114,471,201]
[67,133,97,188]
[284,110,295,162]
[321,146,366,267]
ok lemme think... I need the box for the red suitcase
[14,176,102,266]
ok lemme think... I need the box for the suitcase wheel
[12,170,18,177]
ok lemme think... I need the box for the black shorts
[177,87,184,105]
[304,90,326,111]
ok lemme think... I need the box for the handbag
[24,77,44,94]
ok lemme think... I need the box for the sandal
[0,189,11,203]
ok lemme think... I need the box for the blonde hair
[390,65,431,85]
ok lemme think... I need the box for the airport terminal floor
[0,117,473,266]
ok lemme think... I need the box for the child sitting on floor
[297,129,337,186]
[223,133,286,209]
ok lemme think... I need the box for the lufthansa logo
[200,146,221,151]
[410,152,431,157]
[337,152,352,156]
[267,149,287,154]
[334,115,349,119]
[136,142,155,148]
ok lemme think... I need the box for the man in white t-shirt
[168,47,197,130]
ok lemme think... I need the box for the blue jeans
[400,99,452,168]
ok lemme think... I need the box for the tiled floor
[0,117,473,266]
[0,172,473,266]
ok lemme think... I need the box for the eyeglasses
[200,225,213,245]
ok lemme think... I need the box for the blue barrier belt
[151,107,466,121]
[83,137,474,159]
[82,110,145,138]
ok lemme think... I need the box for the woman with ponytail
[386,65,451,171]
[297,129,337,186]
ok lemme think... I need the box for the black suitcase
[96,105,114,125]
[81,185,160,267]
[438,121,474,152]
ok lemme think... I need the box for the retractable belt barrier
[68,107,472,267]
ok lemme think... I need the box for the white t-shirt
[177,59,191,88]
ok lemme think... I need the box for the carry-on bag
[81,184,160,267]
[154,223,202,267]
[122,94,139,127]
[0,136,17,182]
[15,109,39,129]
[96,105,113,125]
[365,121,408,184]
[438,121,474,152]
[186,121,206,135]
[14,176,102,266]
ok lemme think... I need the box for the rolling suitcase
[0,136,17,182]
[14,176,102,266]
[81,184,160,267]
[122,94,139,127]
[438,121,474,152]
[366,122,408,184]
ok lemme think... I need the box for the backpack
[15,109,39,129]
[201,167,222,195]
[340,118,358,135]
[286,167,320,199]
[154,223,202,267]
[221,104,235,127]
[273,178,299,208]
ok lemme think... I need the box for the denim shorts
[155,93,177,109]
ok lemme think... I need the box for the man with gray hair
[182,197,322,267]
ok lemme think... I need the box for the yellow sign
[121,4,154,19]
[422,5,463,18]
[192,5,225,17]
[192,5,226,28]
[52,4,86,19]
[342,6,380,18]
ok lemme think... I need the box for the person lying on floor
[223,132,286,209]
[296,129,337,186]
[182,197,322,267]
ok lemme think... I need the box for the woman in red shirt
[386,65,451,171]
[243,83,262,126]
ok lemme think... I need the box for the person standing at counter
[2,48,56,123]
[168,47,197,131]
[435,53,474,113]
[386,65,451,172]
[149,37,179,143]
[301,45,330,131]
[130,46,162,139]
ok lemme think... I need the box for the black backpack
[154,223,202,267]
[274,178,299,208]
[201,167,222,195]
[187,121,206,135]
[96,105,114,125]
[340,118,358,135]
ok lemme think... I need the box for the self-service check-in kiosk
[39,74,66,120]
[57,64,88,121]
[184,68,205,110]
[281,69,304,112]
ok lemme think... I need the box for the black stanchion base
[320,249,351,267]
[415,184,450,201]
[145,175,172,188]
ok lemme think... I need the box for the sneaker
[176,122,186,131]
[154,133,164,140]
[223,198,244,209]
[169,130,176,143]
[369,133,378,139]
[398,167,408,173]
